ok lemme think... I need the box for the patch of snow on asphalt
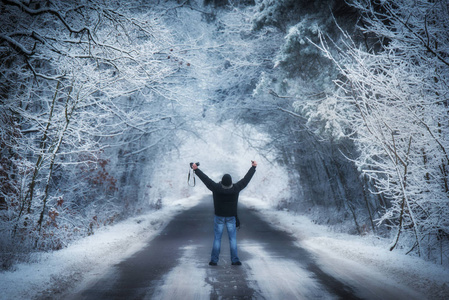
[150,245,211,300]
[242,241,336,300]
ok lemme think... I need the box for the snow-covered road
[1,195,448,299]
[65,197,429,299]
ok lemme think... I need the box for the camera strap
[188,169,196,187]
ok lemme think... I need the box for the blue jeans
[211,215,239,264]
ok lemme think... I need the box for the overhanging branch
[2,0,95,42]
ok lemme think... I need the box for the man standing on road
[192,161,257,266]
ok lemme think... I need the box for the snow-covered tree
[250,0,382,233]
[0,0,188,262]
[319,0,449,260]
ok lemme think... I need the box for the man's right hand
[192,163,198,170]
[251,160,257,167]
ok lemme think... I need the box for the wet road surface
[67,197,406,299]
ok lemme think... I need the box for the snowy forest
[1,0,448,271]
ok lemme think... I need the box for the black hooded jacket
[194,166,256,217]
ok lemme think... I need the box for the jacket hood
[221,174,232,187]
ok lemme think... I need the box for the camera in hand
[190,162,200,168]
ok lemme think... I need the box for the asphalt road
[67,197,414,300]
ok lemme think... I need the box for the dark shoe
[209,261,217,266]
[231,261,242,266]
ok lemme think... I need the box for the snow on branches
[320,0,449,260]
[0,0,186,263]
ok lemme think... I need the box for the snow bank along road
[65,197,426,300]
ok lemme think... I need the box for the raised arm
[192,164,217,191]
[234,161,257,191]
